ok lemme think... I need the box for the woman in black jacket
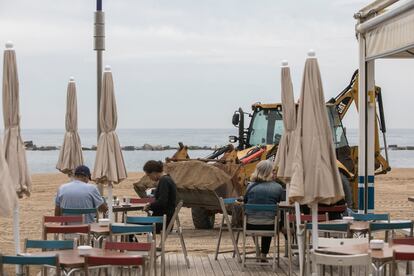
[142,160,177,233]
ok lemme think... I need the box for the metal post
[366,61,376,213]
[94,0,105,195]
[358,31,367,214]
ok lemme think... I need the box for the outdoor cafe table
[28,248,142,276]
[112,203,146,222]
[316,242,414,276]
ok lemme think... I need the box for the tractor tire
[341,172,353,209]
[191,207,215,229]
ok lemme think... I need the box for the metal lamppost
[94,0,105,139]
[94,0,105,194]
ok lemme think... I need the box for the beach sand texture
[0,168,413,270]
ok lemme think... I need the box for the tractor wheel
[341,172,353,209]
[191,207,215,229]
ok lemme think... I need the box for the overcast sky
[0,0,413,129]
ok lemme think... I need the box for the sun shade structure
[93,65,127,222]
[354,0,414,213]
[274,60,296,178]
[289,50,344,249]
[273,60,305,275]
[2,41,29,257]
[56,77,84,175]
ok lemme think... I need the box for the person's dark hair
[143,160,163,173]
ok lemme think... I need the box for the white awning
[357,0,414,60]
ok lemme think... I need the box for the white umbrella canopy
[289,51,344,251]
[56,77,84,174]
[2,42,31,198]
[92,65,127,222]
[274,60,296,178]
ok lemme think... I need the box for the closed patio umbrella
[274,60,305,275]
[289,50,344,251]
[3,41,30,262]
[92,65,127,222]
[56,77,84,175]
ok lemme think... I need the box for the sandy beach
[0,168,413,258]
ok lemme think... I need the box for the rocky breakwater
[23,141,215,151]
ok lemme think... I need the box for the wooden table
[112,203,146,222]
[30,248,141,275]
[316,243,414,275]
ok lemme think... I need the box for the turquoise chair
[0,255,61,276]
[369,221,413,241]
[25,239,75,251]
[352,213,389,221]
[242,204,279,271]
[126,216,167,276]
[61,208,98,223]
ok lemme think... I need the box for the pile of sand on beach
[1,168,414,258]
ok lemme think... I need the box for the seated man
[55,165,108,223]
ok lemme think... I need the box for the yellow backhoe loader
[134,70,390,229]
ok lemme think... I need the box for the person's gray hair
[250,160,274,183]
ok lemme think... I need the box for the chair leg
[214,216,225,260]
[242,231,246,270]
[234,231,241,261]
[176,217,190,268]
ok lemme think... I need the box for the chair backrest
[393,251,414,261]
[287,213,328,223]
[318,237,369,248]
[43,215,83,224]
[25,239,75,251]
[312,252,371,274]
[126,215,164,225]
[43,224,90,237]
[110,224,154,236]
[222,197,238,205]
[85,255,144,267]
[369,221,413,232]
[392,237,414,246]
[244,204,278,212]
[306,222,350,232]
[318,205,347,213]
[0,254,61,276]
[61,208,97,215]
[352,213,389,221]
[104,241,153,252]
[130,198,155,204]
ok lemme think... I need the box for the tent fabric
[92,70,127,184]
[365,8,414,60]
[274,65,296,178]
[56,80,84,174]
[288,56,344,206]
[2,48,31,198]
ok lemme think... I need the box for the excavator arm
[328,70,391,175]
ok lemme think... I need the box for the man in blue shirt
[55,165,108,223]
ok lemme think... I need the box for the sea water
[16,128,414,173]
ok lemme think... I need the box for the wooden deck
[162,253,299,276]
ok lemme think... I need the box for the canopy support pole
[13,202,23,275]
[108,182,114,222]
[294,202,304,276]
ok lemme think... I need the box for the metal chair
[0,254,61,276]
[130,198,155,204]
[43,224,91,245]
[43,215,84,224]
[109,224,155,243]
[104,241,155,276]
[312,252,371,276]
[285,212,328,276]
[61,208,99,223]
[391,237,414,275]
[164,201,190,269]
[242,203,279,271]
[84,255,146,276]
[351,213,389,221]
[126,215,167,276]
[369,221,414,241]
[214,197,242,263]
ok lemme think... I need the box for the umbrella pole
[294,202,304,276]
[311,203,318,276]
[13,202,23,275]
[108,182,114,222]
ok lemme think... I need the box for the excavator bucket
[133,160,244,210]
